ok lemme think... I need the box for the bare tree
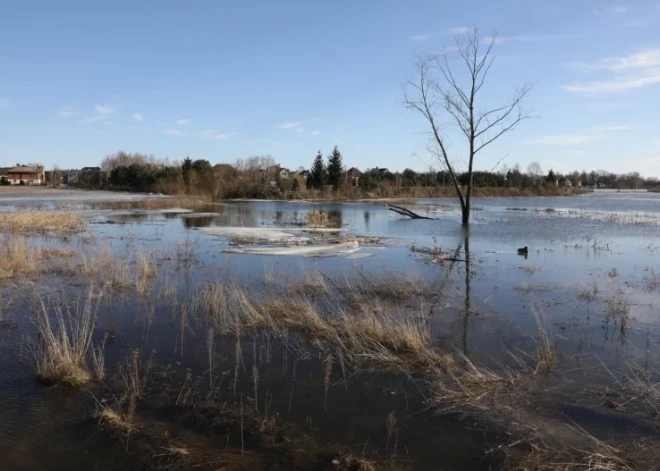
[404,26,533,225]
[527,161,543,184]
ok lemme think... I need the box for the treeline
[72,151,654,199]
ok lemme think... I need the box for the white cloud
[591,125,630,131]
[176,118,189,125]
[197,129,235,140]
[572,151,584,156]
[563,70,660,93]
[57,105,77,117]
[565,49,660,93]
[310,130,320,136]
[450,26,468,34]
[94,104,114,115]
[133,112,143,121]
[79,104,115,124]
[606,6,628,14]
[279,121,300,129]
[164,129,188,137]
[524,134,608,145]
[568,49,660,71]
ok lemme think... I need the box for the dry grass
[0,235,38,279]
[91,196,212,212]
[135,251,157,295]
[306,210,341,228]
[0,211,84,234]
[29,286,102,387]
[531,304,556,374]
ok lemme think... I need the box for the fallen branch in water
[388,205,434,220]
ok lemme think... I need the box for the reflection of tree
[462,229,471,356]
[364,211,370,229]
[182,216,217,229]
[328,210,342,228]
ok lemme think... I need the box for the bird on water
[517,246,529,255]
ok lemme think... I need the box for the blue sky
[1,0,659,175]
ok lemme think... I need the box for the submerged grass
[29,286,103,387]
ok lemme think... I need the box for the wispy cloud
[197,129,236,140]
[621,18,648,28]
[310,130,320,136]
[57,105,77,117]
[411,27,469,42]
[568,49,660,71]
[586,101,637,108]
[524,134,608,145]
[410,32,434,42]
[164,129,188,137]
[607,5,628,14]
[79,104,115,124]
[176,118,189,125]
[564,70,660,93]
[484,34,573,45]
[565,49,660,93]
[591,125,630,131]
[451,26,468,34]
[94,104,114,115]
[133,112,143,121]
[279,121,300,129]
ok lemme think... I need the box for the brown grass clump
[0,211,84,234]
[29,286,102,387]
[306,210,341,228]
[0,235,38,279]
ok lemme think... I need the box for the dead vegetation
[28,286,103,387]
[305,210,341,228]
[0,211,84,234]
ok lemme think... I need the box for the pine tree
[309,152,327,189]
[182,157,193,189]
[326,146,343,189]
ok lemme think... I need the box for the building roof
[8,165,42,174]
[0,167,12,176]
[346,167,362,177]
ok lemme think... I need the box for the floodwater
[2,189,660,469]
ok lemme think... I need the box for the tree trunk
[461,199,470,225]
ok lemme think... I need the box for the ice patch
[223,241,360,257]
[200,226,309,244]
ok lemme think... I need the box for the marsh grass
[29,286,103,387]
[531,304,556,374]
[0,211,84,234]
[305,210,341,228]
[135,250,156,295]
[576,282,599,303]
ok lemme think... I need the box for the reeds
[29,286,102,387]
[135,250,156,295]
[306,210,340,228]
[0,211,84,234]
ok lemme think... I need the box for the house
[7,164,45,185]
[562,178,573,188]
[279,168,290,180]
[64,170,80,185]
[345,167,362,186]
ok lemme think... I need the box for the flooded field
[2,188,660,470]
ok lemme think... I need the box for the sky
[1,0,659,175]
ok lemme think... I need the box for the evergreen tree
[326,146,343,189]
[182,157,193,188]
[309,151,327,189]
